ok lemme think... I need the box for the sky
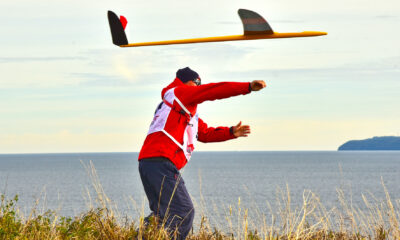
[0,0,399,153]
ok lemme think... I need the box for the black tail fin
[107,11,128,46]
[238,9,273,35]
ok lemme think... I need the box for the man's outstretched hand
[233,121,251,137]
[250,80,266,91]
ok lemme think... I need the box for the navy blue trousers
[139,158,194,240]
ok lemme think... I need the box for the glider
[107,9,327,48]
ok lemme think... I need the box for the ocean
[1,151,399,227]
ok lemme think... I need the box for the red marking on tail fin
[120,15,127,30]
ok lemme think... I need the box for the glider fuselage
[120,31,327,47]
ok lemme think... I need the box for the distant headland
[338,136,400,150]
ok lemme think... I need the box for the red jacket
[138,78,251,170]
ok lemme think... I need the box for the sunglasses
[193,77,201,86]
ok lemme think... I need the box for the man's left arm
[197,118,250,143]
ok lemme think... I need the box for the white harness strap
[161,129,185,150]
[147,88,198,161]
[174,97,191,116]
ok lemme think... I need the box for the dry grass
[1,162,399,240]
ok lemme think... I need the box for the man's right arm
[175,81,251,106]
[176,80,266,106]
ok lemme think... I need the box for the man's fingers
[256,80,266,85]
[241,125,250,131]
[257,80,266,88]
[234,123,251,137]
[239,126,251,136]
[251,80,266,91]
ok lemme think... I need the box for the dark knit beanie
[176,67,199,83]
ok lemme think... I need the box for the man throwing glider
[138,67,266,239]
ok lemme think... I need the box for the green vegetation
[2,186,399,240]
[1,163,399,239]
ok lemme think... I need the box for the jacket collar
[161,77,184,98]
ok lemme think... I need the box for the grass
[1,162,399,239]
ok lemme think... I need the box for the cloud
[375,15,398,19]
[211,55,400,82]
[0,56,85,63]
[216,21,238,25]
[0,131,141,153]
[70,72,134,87]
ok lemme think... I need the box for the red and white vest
[147,88,199,161]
